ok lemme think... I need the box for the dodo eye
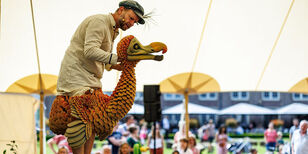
[133,44,140,50]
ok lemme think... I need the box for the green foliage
[229,133,289,138]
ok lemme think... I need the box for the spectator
[179,138,193,154]
[162,116,170,139]
[119,143,130,154]
[277,131,284,153]
[188,136,200,154]
[103,145,112,154]
[197,122,207,142]
[139,123,148,145]
[206,119,216,143]
[57,147,68,154]
[126,126,140,154]
[215,125,228,154]
[200,119,216,153]
[173,121,193,150]
[107,123,126,154]
[95,145,112,154]
[118,115,135,138]
[147,123,164,154]
[291,120,308,154]
[172,150,180,154]
[255,124,265,134]
[47,135,72,154]
[289,118,299,140]
[264,122,278,152]
[250,148,257,154]
[248,122,256,133]
[236,125,244,135]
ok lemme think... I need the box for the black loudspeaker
[144,85,162,122]
[144,85,160,102]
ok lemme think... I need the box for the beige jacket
[57,14,119,96]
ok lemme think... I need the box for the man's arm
[83,18,118,65]
[289,127,293,140]
[108,136,122,146]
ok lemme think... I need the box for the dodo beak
[127,38,167,61]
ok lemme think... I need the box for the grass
[38,138,289,153]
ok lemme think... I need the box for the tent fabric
[0,93,39,154]
[219,103,276,115]
[1,0,308,92]
[276,103,308,114]
[128,103,144,114]
[162,102,218,114]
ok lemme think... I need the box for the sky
[1,0,308,92]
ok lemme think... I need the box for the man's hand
[110,64,123,71]
[117,57,123,62]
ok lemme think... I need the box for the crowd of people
[263,119,308,154]
[47,116,308,154]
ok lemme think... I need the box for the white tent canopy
[219,103,276,115]
[276,103,308,114]
[162,103,218,114]
[1,0,308,92]
[128,103,144,114]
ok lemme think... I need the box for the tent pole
[184,91,189,138]
[39,92,45,154]
[29,0,44,152]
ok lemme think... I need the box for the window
[230,92,249,101]
[163,93,183,100]
[262,92,280,101]
[198,93,218,101]
[292,93,308,101]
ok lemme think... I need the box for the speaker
[144,85,160,102]
[144,85,162,122]
[144,102,162,122]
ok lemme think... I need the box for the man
[291,120,308,154]
[117,115,135,137]
[205,119,216,152]
[206,119,216,143]
[162,116,170,139]
[290,118,299,140]
[107,123,126,154]
[52,1,147,154]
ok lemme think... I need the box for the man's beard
[119,17,127,31]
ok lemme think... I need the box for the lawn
[38,138,289,153]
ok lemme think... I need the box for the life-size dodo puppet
[49,35,167,149]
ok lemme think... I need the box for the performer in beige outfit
[49,1,147,154]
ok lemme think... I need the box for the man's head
[293,118,299,126]
[209,119,213,124]
[114,0,145,31]
[299,120,308,134]
[125,115,134,125]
